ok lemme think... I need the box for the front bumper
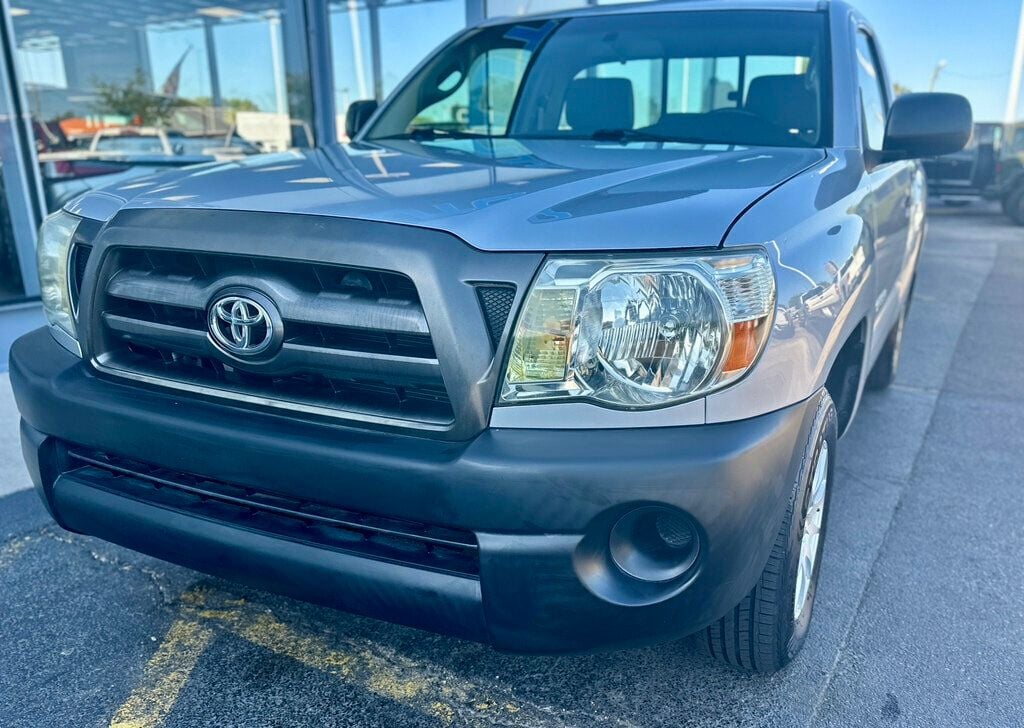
[12,327,822,653]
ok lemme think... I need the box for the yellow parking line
[109,619,215,728]
[180,585,573,727]
[0,534,33,569]
[110,584,614,728]
[42,531,616,726]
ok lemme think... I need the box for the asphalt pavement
[0,203,1021,728]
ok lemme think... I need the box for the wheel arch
[824,317,868,437]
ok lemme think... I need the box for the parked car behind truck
[922,121,1024,226]
[11,0,971,672]
[922,122,1002,204]
[998,123,1024,224]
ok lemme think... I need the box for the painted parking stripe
[26,530,631,728]
[179,585,577,727]
[109,583,629,728]
[109,619,215,728]
[0,533,35,569]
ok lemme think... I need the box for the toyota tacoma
[11,0,971,671]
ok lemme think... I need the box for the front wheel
[702,391,837,672]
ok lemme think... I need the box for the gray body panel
[69,142,823,252]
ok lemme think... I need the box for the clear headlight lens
[501,250,775,408]
[37,209,82,341]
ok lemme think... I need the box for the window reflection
[330,0,465,141]
[11,0,313,213]
[0,167,27,301]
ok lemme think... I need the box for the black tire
[865,303,906,391]
[1006,187,1024,226]
[702,391,837,672]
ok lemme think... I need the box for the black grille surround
[63,447,480,578]
[94,248,455,427]
[80,208,544,440]
[69,243,92,317]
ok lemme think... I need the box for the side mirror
[345,100,379,140]
[882,93,972,160]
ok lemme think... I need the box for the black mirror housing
[345,100,379,141]
[882,93,973,160]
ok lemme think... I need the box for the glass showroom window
[485,0,652,20]
[330,0,465,140]
[0,169,27,302]
[10,0,315,213]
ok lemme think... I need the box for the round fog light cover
[609,507,700,583]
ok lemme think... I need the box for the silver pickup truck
[12,0,970,672]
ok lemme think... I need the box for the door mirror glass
[345,99,379,140]
[882,93,973,160]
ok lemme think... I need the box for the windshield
[364,10,831,149]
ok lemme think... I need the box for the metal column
[0,0,45,295]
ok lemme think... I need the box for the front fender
[707,149,877,423]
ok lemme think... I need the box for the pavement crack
[39,527,178,608]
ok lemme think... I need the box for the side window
[855,31,889,151]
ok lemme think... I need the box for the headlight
[37,209,82,343]
[501,250,775,409]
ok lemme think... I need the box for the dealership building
[1,0,618,359]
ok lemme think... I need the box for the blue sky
[852,0,1022,121]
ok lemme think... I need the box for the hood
[71,139,826,252]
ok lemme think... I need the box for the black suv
[923,121,1024,225]
[922,122,1002,205]
[998,123,1024,224]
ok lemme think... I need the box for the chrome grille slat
[107,270,209,308]
[107,270,431,335]
[282,292,429,335]
[102,313,209,353]
[101,313,444,384]
[280,343,443,384]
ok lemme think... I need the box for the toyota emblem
[207,291,282,357]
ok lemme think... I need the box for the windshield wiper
[512,130,741,146]
[377,128,492,141]
[590,129,738,146]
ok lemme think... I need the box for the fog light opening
[609,507,700,583]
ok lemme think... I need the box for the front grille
[93,249,453,427]
[64,448,480,578]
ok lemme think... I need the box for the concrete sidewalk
[0,373,30,498]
